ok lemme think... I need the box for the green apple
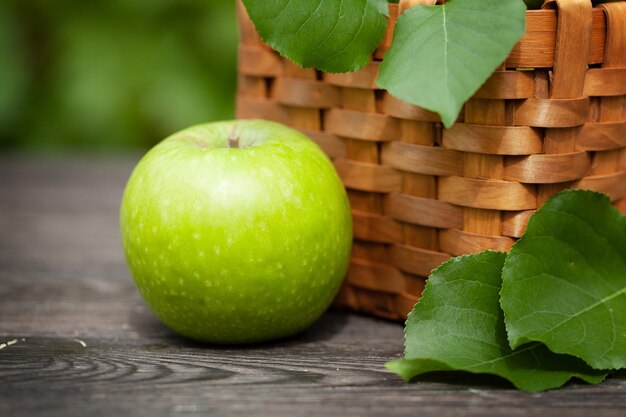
[120,120,352,344]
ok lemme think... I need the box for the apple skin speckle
[120,120,352,344]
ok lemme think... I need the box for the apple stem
[228,125,240,148]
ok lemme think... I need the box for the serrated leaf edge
[242,0,389,74]
[376,0,526,127]
[500,190,626,371]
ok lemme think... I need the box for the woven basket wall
[236,0,626,321]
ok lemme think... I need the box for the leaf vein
[464,342,543,370]
[293,0,324,40]
[310,0,343,54]
[318,0,369,67]
[442,3,449,94]
[537,287,626,340]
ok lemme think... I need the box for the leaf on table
[501,190,626,370]
[376,0,526,127]
[386,251,607,392]
[242,0,389,73]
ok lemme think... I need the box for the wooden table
[1,154,624,417]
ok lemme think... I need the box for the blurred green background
[0,0,238,151]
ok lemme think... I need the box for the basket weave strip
[236,0,626,320]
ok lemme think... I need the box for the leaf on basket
[376,0,526,127]
[501,190,626,370]
[386,251,606,393]
[241,0,389,73]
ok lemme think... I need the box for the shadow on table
[129,307,350,350]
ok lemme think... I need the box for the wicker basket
[236,0,626,320]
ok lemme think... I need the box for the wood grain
[1,155,625,417]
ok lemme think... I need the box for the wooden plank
[0,156,625,417]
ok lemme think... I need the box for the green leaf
[242,0,388,73]
[523,0,544,9]
[501,190,626,370]
[376,0,526,127]
[386,251,607,392]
